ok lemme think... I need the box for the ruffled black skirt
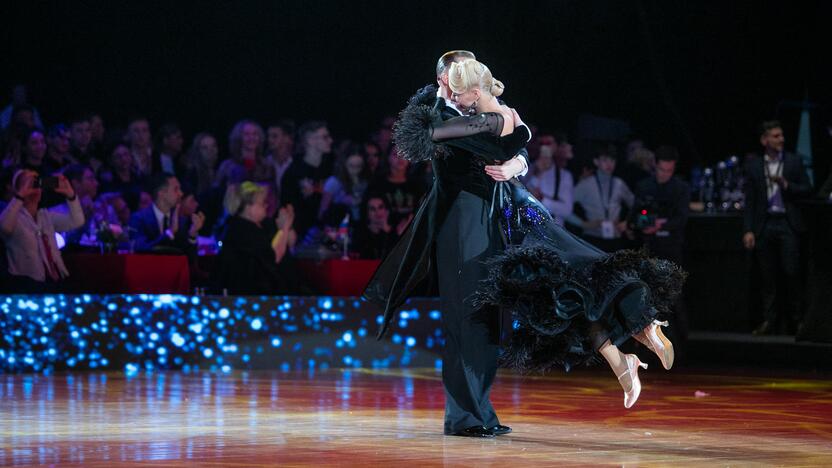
[473,180,686,372]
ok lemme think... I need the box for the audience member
[368,147,425,228]
[630,146,690,263]
[19,128,48,173]
[0,170,84,292]
[280,120,334,237]
[352,194,400,259]
[320,143,369,223]
[528,131,574,224]
[364,142,381,178]
[99,192,131,228]
[620,147,656,190]
[128,173,203,254]
[217,182,297,294]
[62,164,100,246]
[569,145,634,251]
[44,124,78,174]
[183,132,219,196]
[265,120,295,193]
[89,113,106,149]
[743,120,813,335]
[0,85,44,130]
[99,143,145,210]
[155,122,186,177]
[127,116,154,176]
[69,115,96,165]
[215,119,273,189]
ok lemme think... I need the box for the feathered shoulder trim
[392,85,450,162]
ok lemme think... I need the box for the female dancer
[366,57,682,436]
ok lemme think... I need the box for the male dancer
[432,51,529,437]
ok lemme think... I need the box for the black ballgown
[363,85,685,373]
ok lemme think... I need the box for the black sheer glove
[430,113,505,141]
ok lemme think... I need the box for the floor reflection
[0,368,830,466]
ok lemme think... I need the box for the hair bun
[491,78,505,97]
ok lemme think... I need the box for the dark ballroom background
[3,0,830,174]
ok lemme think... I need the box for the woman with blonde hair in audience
[217,182,297,294]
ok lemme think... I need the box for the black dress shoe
[752,321,773,336]
[489,425,512,435]
[449,426,495,438]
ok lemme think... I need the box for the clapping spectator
[128,173,203,254]
[217,182,297,294]
[0,169,84,292]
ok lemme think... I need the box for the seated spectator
[99,143,145,211]
[265,120,295,194]
[43,124,78,175]
[128,173,203,254]
[215,119,273,188]
[155,122,186,177]
[99,192,131,227]
[0,170,84,292]
[69,115,100,168]
[89,113,106,155]
[528,133,574,224]
[364,142,381,178]
[352,194,400,259]
[320,143,369,223]
[19,127,48,173]
[183,132,219,196]
[568,145,635,252]
[62,164,100,247]
[367,146,425,228]
[127,116,154,177]
[280,120,334,238]
[217,182,297,294]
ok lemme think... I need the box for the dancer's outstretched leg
[598,340,647,409]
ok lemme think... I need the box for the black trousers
[756,217,802,323]
[436,191,502,434]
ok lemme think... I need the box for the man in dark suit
[432,51,529,438]
[129,173,204,254]
[743,120,813,335]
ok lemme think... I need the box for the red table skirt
[63,253,191,294]
[296,258,380,296]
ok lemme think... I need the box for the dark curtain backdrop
[3,0,830,171]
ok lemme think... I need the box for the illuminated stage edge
[0,295,443,374]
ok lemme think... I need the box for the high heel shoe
[637,320,674,370]
[617,354,648,409]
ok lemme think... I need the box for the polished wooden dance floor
[2,368,831,466]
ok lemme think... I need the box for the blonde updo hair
[224,181,266,215]
[448,59,505,98]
